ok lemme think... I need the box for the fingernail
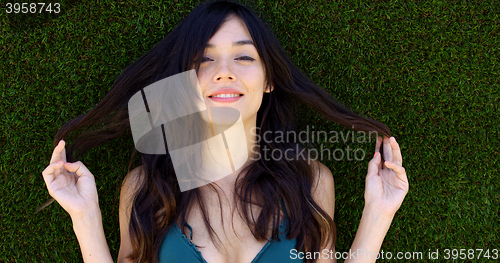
[374,152,378,158]
[57,160,63,164]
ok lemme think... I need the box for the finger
[375,137,382,169]
[61,144,67,163]
[375,136,382,153]
[50,140,66,164]
[390,137,403,166]
[42,161,64,185]
[367,152,381,179]
[63,161,94,179]
[383,136,393,163]
[384,161,408,183]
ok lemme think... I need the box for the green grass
[1,0,499,262]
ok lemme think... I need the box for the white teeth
[211,94,241,98]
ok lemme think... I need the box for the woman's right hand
[42,140,100,219]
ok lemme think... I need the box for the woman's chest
[180,198,279,263]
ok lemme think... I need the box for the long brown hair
[51,1,390,262]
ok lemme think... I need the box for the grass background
[1,0,499,262]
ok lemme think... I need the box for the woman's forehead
[207,16,252,46]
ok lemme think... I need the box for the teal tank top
[159,214,304,262]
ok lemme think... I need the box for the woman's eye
[199,56,255,62]
[236,56,255,61]
[201,57,213,62]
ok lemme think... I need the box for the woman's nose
[213,60,235,82]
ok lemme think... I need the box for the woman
[41,1,409,262]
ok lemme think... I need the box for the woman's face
[197,15,270,126]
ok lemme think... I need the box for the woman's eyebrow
[205,40,255,48]
[232,40,255,47]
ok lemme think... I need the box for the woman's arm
[345,137,409,262]
[42,140,113,263]
[71,165,142,263]
[71,207,114,263]
[313,136,409,263]
[345,206,395,262]
[345,136,408,262]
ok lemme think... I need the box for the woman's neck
[208,115,258,189]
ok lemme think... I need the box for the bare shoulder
[117,165,145,263]
[121,165,145,195]
[311,160,334,194]
[310,160,335,218]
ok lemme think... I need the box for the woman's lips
[208,94,243,103]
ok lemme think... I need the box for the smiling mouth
[209,94,243,98]
[208,93,244,103]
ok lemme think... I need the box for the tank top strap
[180,220,194,240]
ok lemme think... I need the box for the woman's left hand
[364,136,409,216]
